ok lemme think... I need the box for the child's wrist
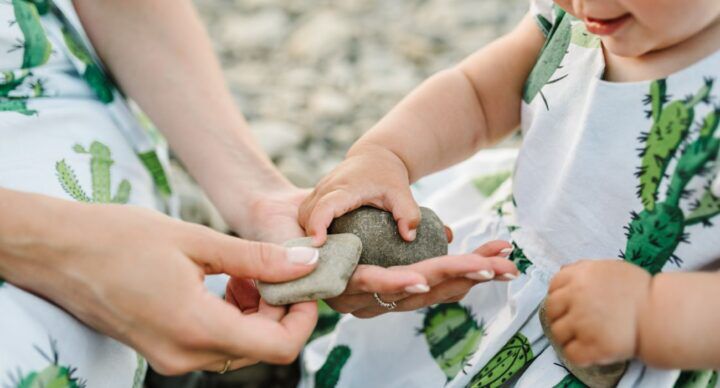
[347,141,413,182]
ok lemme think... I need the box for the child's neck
[603,16,720,83]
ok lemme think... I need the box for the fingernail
[466,270,494,281]
[405,284,430,293]
[407,229,417,241]
[499,247,513,257]
[287,247,319,265]
[500,273,518,280]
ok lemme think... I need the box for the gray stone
[539,301,627,388]
[329,206,448,267]
[258,234,362,305]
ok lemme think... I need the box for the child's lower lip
[584,14,631,36]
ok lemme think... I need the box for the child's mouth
[584,14,631,36]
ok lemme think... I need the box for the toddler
[298,0,720,387]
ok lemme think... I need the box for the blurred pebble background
[154,0,527,386]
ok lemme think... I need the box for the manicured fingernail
[466,270,494,281]
[405,284,430,293]
[499,247,513,257]
[287,247,319,265]
[407,229,417,241]
[500,273,517,280]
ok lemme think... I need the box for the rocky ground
[150,0,528,386]
[195,0,527,187]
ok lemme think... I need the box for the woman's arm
[0,188,319,373]
[72,0,293,238]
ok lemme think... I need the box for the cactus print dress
[301,1,720,387]
[0,1,173,386]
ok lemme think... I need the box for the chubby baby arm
[298,13,545,246]
[546,260,720,370]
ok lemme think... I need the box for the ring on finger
[219,359,232,374]
[372,292,397,310]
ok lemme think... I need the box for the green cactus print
[11,340,86,388]
[315,345,351,388]
[310,300,342,342]
[132,354,147,388]
[61,27,114,103]
[509,241,532,274]
[553,373,588,388]
[0,70,31,97]
[55,141,132,204]
[26,0,49,15]
[523,7,571,110]
[0,99,36,115]
[11,0,52,69]
[473,171,512,197]
[636,79,713,210]
[419,303,484,381]
[674,370,718,388]
[138,150,173,197]
[623,79,720,275]
[466,332,534,388]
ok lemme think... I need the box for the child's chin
[601,38,656,58]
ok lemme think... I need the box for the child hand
[545,260,652,366]
[299,145,419,246]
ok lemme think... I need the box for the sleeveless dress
[301,1,720,387]
[0,1,174,386]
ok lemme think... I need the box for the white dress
[0,1,173,386]
[301,1,720,387]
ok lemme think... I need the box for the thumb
[183,226,319,283]
[384,188,421,242]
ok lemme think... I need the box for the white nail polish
[499,247,513,257]
[501,273,518,280]
[466,270,494,281]
[287,247,319,265]
[405,284,430,293]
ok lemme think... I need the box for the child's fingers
[383,188,421,242]
[550,315,576,346]
[545,288,571,321]
[472,240,513,257]
[305,190,361,247]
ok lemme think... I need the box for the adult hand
[0,192,320,375]
[326,240,518,318]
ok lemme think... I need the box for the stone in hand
[258,233,362,306]
[329,206,448,267]
[539,301,627,388]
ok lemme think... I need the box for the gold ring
[219,359,232,374]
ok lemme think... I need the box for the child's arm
[546,260,720,369]
[299,14,545,245]
[73,0,297,241]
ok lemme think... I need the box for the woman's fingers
[225,278,260,313]
[403,253,517,286]
[182,227,319,283]
[343,264,428,295]
[472,240,512,257]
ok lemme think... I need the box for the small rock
[539,301,627,388]
[329,206,448,267]
[309,89,353,119]
[258,234,362,305]
[287,11,353,62]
